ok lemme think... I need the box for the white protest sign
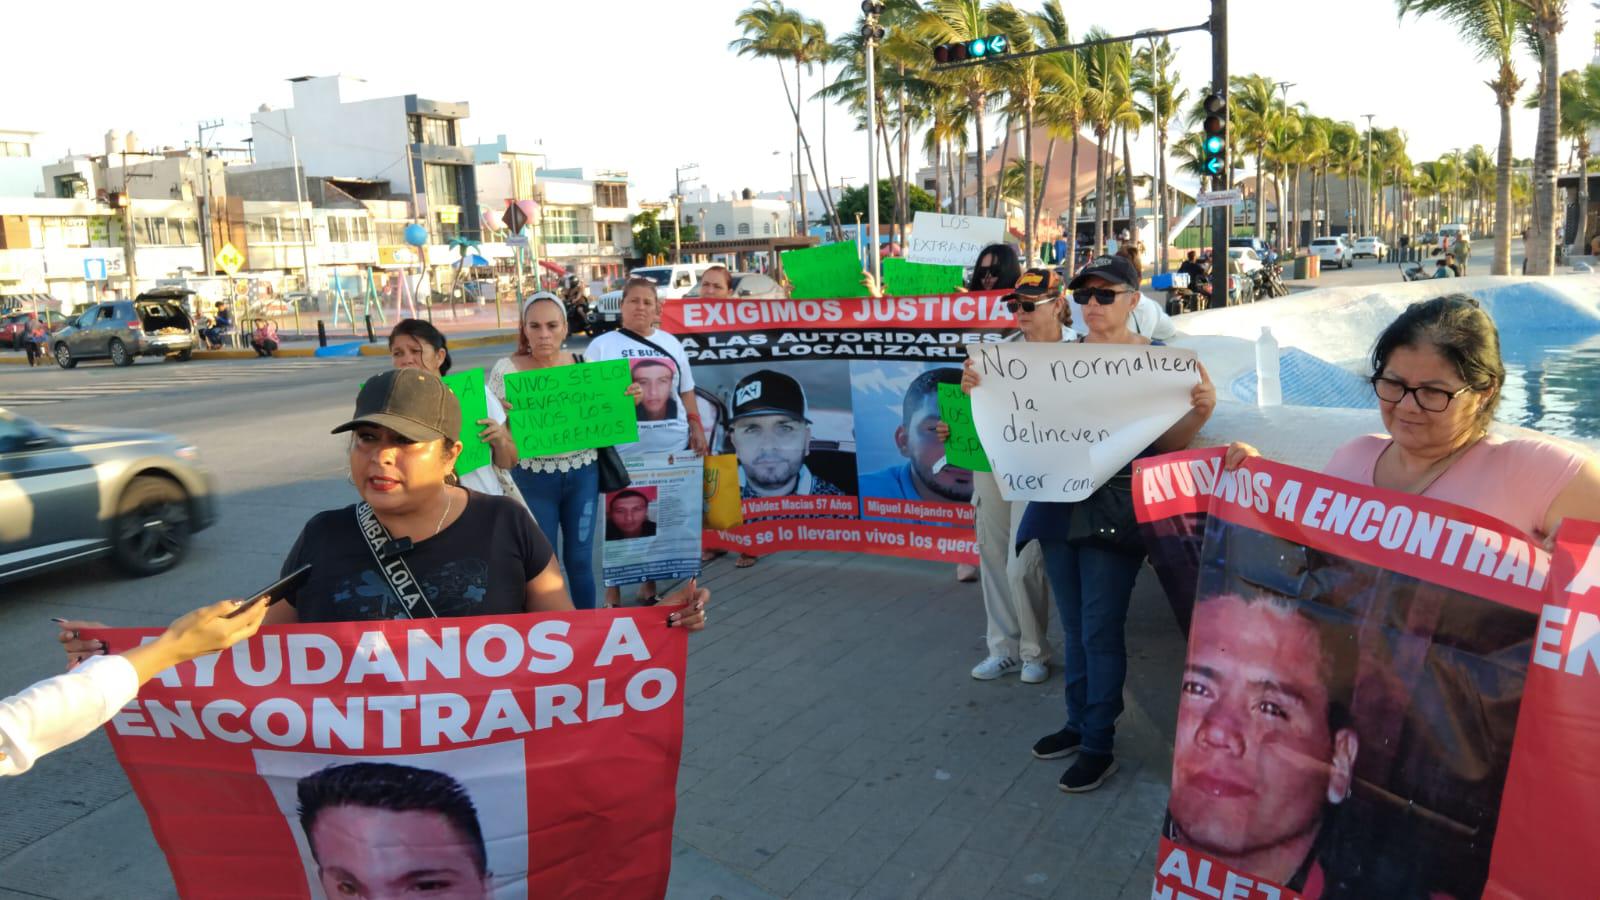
[907,212,1008,267]
[968,342,1200,502]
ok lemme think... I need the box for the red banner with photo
[85,608,686,900]
[1134,451,1600,900]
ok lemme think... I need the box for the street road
[0,341,541,897]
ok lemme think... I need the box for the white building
[250,75,477,244]
[0,129,47,198]
[686,192,795,241]
[0,196,204,310]
[530,167,637,284]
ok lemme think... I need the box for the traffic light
[932,34,1008,65]
[1200,92,1226,180]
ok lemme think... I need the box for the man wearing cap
[729,370,844,498]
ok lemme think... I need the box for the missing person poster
[663,293,1016,564]
[602,450,703,587]
[1132,449,1600,900]
[86,608,687,900]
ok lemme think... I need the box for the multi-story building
[250,75,477,244]
[529,167,636,284]
[0,195,205,310]
[0,129,47,198]
[687,192,795,242]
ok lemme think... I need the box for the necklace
[434,489,455,536]
[1383,433,1484,495]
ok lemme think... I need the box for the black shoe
[1058,752,1118,793]
[1031,727,1081,760]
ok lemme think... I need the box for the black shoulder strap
[355,502,439,619]
[618,327,675,361]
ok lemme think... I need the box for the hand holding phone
[226,564,312,618]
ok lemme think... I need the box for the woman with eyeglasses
[943,268,1067,685]
[1227,294,1600,545]
[969,243,1022,293]
[962,254,1216,794]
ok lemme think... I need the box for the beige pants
[972,470,1050,663]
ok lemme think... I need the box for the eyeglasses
[1072,288,1126,305]
[974,265,1001,278]
[1370,376,1476,412]
[1005,296,1056,313]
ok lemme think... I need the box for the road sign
[83,258,107,282]
[503,203,528,233]
[215,242,244,275]
[1197,188,1243,209]
[439,209,460,225]
[506,234,529,248]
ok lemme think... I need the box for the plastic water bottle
[1256,325,1282,407]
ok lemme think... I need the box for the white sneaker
[1020,660,1049,684]
[971,656,1020,680]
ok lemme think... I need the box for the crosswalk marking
[0,359,376,407]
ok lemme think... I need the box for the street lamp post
[255,115,313,336]
[863,2,885,284]
[1275,81,1295,250]
[1363,113,1376,236]
[674,163,699,264]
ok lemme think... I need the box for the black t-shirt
[280,490,555,622]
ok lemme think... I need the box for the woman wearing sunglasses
[964,254,1216,794]
[1226,294,1600,546]
[968,243,1022,293]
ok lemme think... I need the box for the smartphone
[226,564,312,618]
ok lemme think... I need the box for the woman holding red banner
[1226,294,1600,545]
[962,254,1217,794]
[57,370,707,659]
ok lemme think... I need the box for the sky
[5,0,1596,201]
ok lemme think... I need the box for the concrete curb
[0,332,518,365]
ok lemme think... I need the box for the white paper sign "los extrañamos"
[968,342,1200,502]
[906,212,1008,267]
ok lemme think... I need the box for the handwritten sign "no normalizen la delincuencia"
[968,342,1200,502]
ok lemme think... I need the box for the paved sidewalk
[667,549,1186,900]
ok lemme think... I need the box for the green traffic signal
[987,35,1007,55]
[1203,135,1225,154]
[969,38,987,56]
[1204,158,1224,175]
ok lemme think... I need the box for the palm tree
[1030,0,1080,258]
[919,0,998,222]
[1461,143,1495,234]
[1554,66,1600,252]
[731,2,838,233]
[1172,132,1211,246]
[988,2,1044,261]
[1521,1,1567,273]
[1328,122,1364,237]
[1134,37,1188,271]
[1229,74,1278,238]
[1399,0,1524,273]
[1263,110,1303,249]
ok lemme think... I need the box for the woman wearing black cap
[962,253,1215,794]
[57,370,707,643]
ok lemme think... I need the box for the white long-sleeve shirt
[0,655,138,776]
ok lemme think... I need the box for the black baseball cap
[730,370,810,423]
[1005,267,1062,301]
[332,369,462,442]
[1067,254,1141,290]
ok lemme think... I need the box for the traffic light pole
[1210,0,1229,307]
[864,4,884,286]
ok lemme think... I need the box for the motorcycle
[1400,262,1429,282]
[1256,263,1289,299]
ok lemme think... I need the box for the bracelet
[686,413,702,424]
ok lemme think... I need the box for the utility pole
[289,136,312,336]
[864,1,886,285]
[1143,32,1164,273]
[1274,82,1294,249]
[195,119,223,275]
[1209,0,1228,306]
[674,163,698,264]
[1363,113,1376,236]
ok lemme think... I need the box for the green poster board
[502,359,639,457]
[936,382,990,472]
[780,241,868,299]
[882,258,965,296]
[440,368,492,475]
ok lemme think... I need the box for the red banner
[87,608,686,900]
[1133,451,1600,900]
[663,292,1013,334]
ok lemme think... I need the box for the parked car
[1228,236,1273,260]
[1352,235,1389,259]
[1227,247,1265,274]
[0,408,216,583]
[0,310,69,350]
[52,290,197,368]
[591,263,716,330]
[1310,236,1352,269]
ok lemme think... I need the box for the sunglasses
[1072,288,1126,305]
[974,265,1001,278]
[1005,296,1056,313]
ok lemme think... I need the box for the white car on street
[1227,247,1264,274]
[1310,236,1351,269]
[1352,235,1388,258]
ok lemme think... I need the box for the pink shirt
[1323,433,1589,543]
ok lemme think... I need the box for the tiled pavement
[669,549,1189,900]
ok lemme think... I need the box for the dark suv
[53,290,197,368]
